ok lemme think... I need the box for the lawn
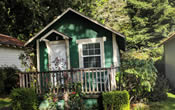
[0,93,175,110]
[0,96,11,109]
[132,92,175,110]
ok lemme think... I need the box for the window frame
[76,37,106,68]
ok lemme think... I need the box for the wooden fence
[19,67,118,94]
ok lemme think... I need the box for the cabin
[0,34,25,71]
[161,33,175,89]
[20,8,125,97]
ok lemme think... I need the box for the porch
[19,67,118,94]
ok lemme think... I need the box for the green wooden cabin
[21,8,125,109]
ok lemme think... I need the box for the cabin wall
[39,12,120,71]
[0,47,26,71]
[164,38,175,88]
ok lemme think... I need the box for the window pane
[95,43,100,48]
[83,44,88,50]
[83,56,101,68]
[83,50,88,55]
[89,49,94,55]
[95,49,100,54]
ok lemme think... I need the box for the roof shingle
[0,34,24,47]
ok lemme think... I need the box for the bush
[102,90,130,110]
[10,88,38,110]
[0,67,19,94]
[149,74,169,101]
[118,51,157,102]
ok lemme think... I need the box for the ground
[0,96,11,110]
[132,93,175,110]
[0,93,175,110]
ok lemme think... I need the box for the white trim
[36,40,40,71]
[76,37,106,44]
[65,39,70,69]
[25,8,124,46]
[40,29,69,42]
[76,37,106,68]
[112,33,120,67]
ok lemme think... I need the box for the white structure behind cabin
[0,34,26,71]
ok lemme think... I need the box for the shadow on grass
[149,93,175,110]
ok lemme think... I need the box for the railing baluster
[85,70,87,93]
[42,72,45,93]
[81,70,84,92]
[53,72,55,94]
[100,69,102,92]
[96,69,98,92]
[107,69,111,91]
[92,70,95,93]
[88,70,91,93]
[26,73,28,88]
[35,73,38,94]
[19,73,22,88]
[104,69,106,92]
[22,73,25,88]
[77,71,79,82]
[56,72,59,94]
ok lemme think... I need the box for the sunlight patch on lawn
[0,97,11,109]
[132,93,175,110]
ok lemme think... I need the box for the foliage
[0,67,19,94]
[149,74,169,102]
[85,0,130,34]
[42,92,59,110]
[102,90,130,110]
[126,0,175,49]
[19,48,36,72]
[68,82,85,110]
[119,51,157,102]
[10,88,38,110]
[0,0,93,41]
[131,93,175,110]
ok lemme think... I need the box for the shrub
[118,51,157,102]
[10,88,38,110]
[68,82,84,110]
[102,90,130,110]
[0,67,19,94]
[149,74,169,101]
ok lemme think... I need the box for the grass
[0,96,11,109]
[132,92,175,110]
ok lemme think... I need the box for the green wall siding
[39,12,114,71]
[39,42,48,72]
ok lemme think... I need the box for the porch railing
[19,67,118,94]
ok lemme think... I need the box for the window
[82,43,101,68]
[76,37,106,68]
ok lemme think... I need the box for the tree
[80,0,130,34]
[0,0,90,41]
[126,0,175,49]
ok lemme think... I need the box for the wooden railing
[19,67,118,94]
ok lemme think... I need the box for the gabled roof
[160,32,175,45]
[0,34,24,48]
[25,8,125,46]
[40,29,70,42]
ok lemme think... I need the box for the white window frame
[76,37,106,68]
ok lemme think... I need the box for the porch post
[36,40,40,72]
[110,67,117,90]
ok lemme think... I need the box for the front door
[46,41,67,71]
